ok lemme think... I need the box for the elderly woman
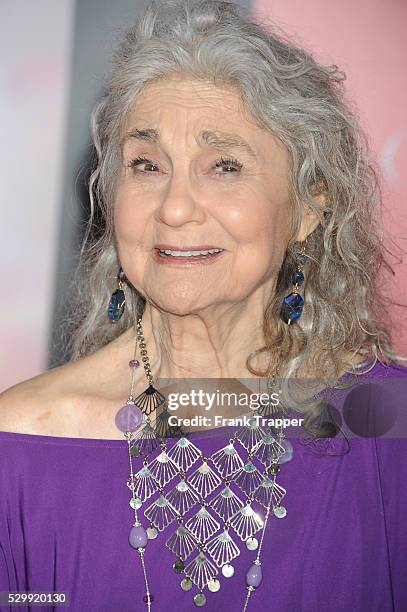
[1,0,406,611]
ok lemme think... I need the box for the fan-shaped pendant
[133,466,160,502]
[154,409,184,439]
[232,461,264,496]
[252,433,286,466]
[235,417,267,452]
[253,476,286,509]
[147,451,179,487]
[188,461,222,498]
[134,385,166,416]
[211,443,244,477]
[229,504,264,541]
[166,480,199,515]
[165,524,198,559]
[131,422,161,456]
[143,494,178,531]
[166,437,202,472]
[184,552,219,590]
[211,486,245,521]
[206,530,241,567]
[185,507,220,543]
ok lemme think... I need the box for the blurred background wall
[0,0,74,390]
[1,0,406,391]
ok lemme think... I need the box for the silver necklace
[115,317,293,610]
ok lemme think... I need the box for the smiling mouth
[156,248,224,259]
[152,246,226,265]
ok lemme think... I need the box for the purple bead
[115,403,143,433]
[129,525,148,549]
[246,563,262,588]
[143,594,154,603]
[129,359,140,368]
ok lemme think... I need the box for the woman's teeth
[158,249,223,257]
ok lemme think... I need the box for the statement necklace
[114,317,293,610]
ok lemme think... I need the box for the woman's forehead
[124,77,250,124]
[121,79,282,155]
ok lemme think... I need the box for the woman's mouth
[153,247,226,266]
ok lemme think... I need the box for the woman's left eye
[213,156,243,175]
[126,155,243,175]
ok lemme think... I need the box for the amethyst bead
[115,403,143,433]
[129,525,148,549]
[129,359,140,368]
[246,563,263,588]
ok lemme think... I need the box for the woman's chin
[149,296,215,316]
[150,296,202,316]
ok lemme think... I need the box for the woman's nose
[155,173,206,227]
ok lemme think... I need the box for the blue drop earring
[280,238,308,325]
[108,267,126,322]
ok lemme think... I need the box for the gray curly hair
[64,0,406,436]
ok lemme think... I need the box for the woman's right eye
[127,156,159,173]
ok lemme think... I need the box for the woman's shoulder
[0,349,124,436]
[0,361,84,436]
[0,332,137,437]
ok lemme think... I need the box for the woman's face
[114,76,306,315]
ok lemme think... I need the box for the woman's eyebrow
[122,127,257,159]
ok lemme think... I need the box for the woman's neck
[138,301,271,379]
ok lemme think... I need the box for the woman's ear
[296,187,327,242]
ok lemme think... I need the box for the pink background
[254,0,407,358]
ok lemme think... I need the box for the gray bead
[194,593,207,607]
[273,505,287,518]
[222,563,235,578]
[130,497,142,510]
[208,579,220,592]
[146,526,158,539]
[180,578,193,592]
[245,537,259,551]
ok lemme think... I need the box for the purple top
[1,361,407,612]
